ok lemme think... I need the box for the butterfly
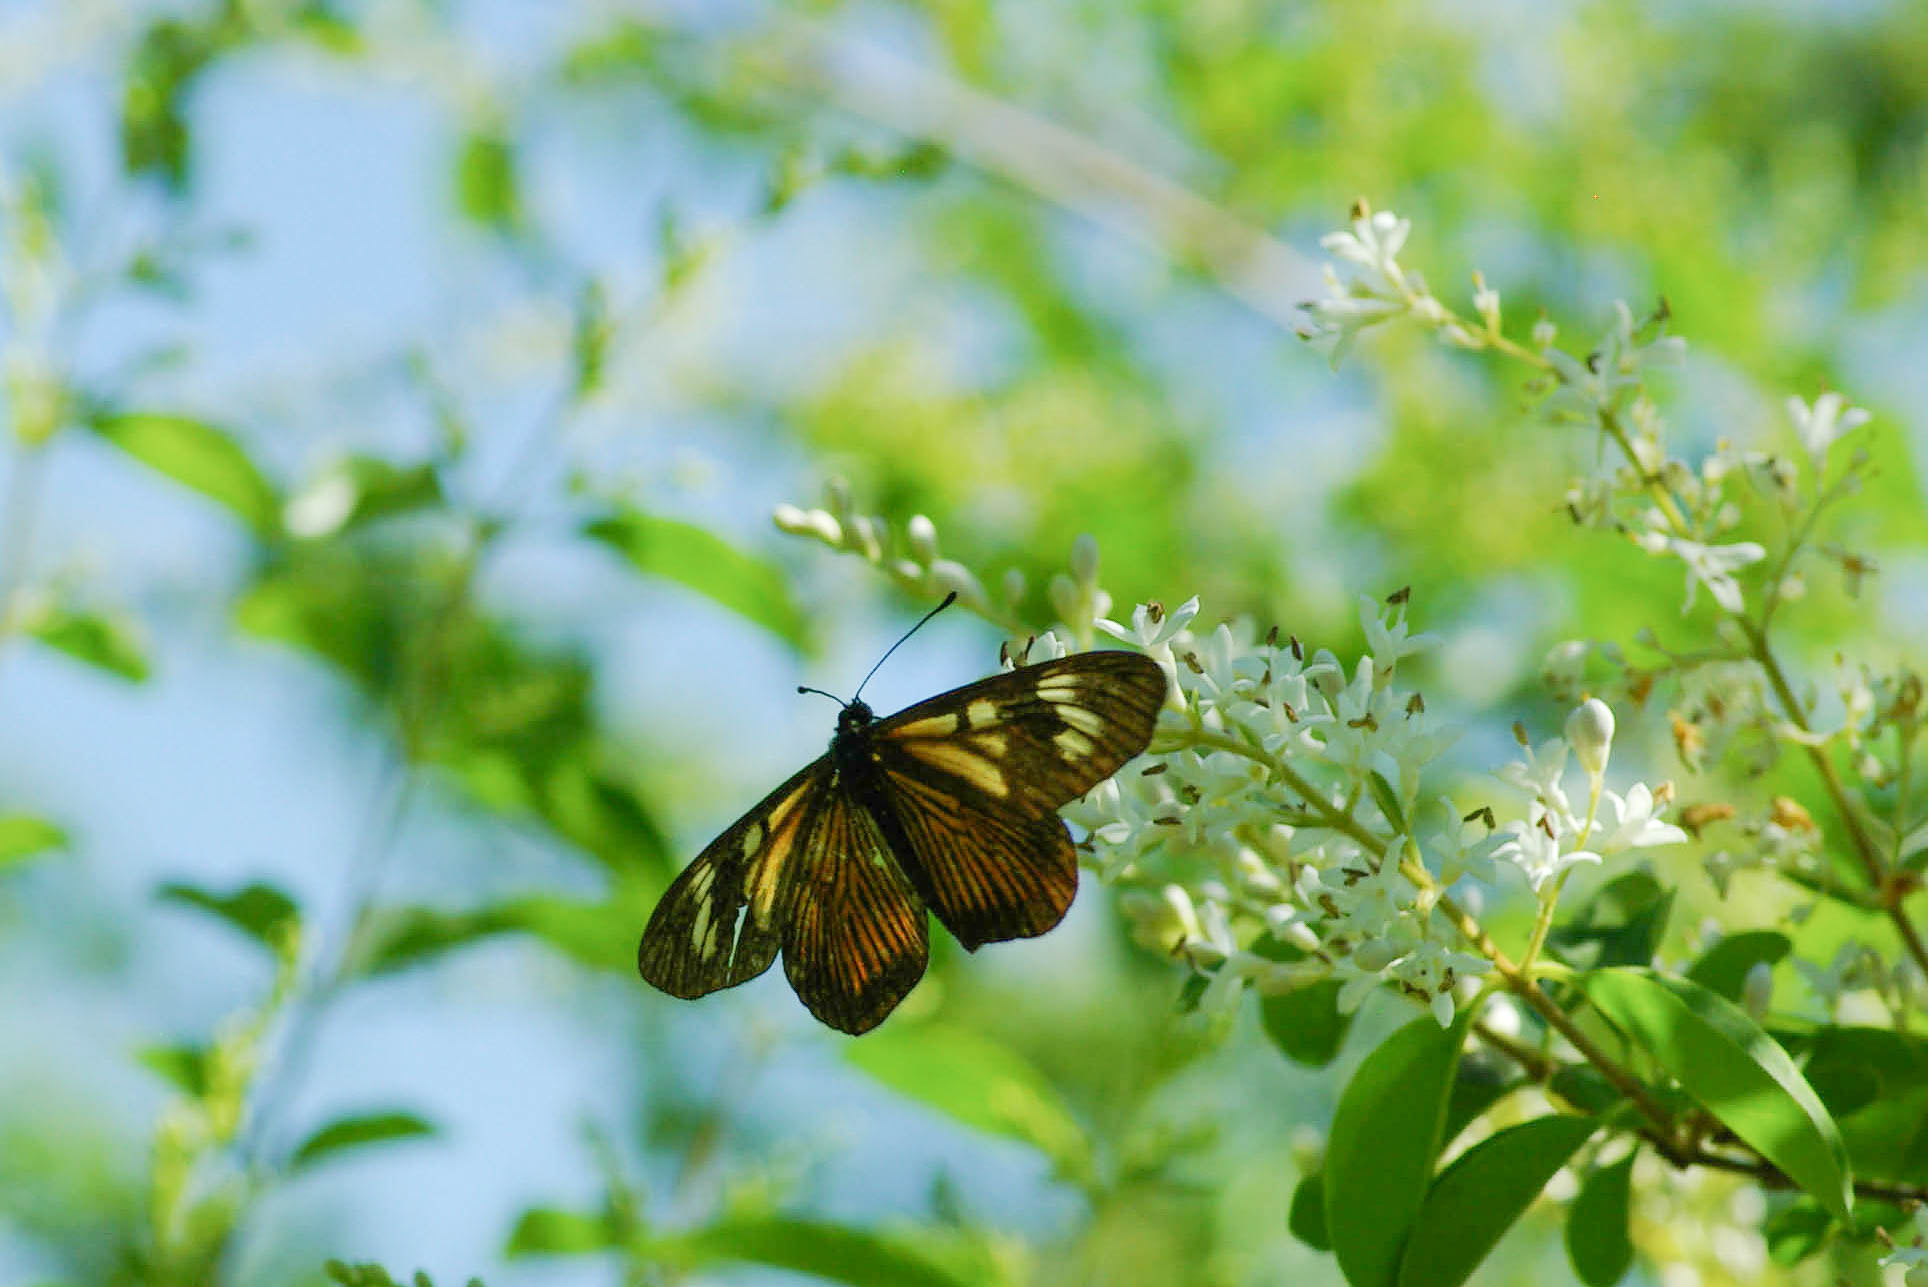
[638,595,1167,1034]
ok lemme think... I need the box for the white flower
[1668,537,1765,614]
[1497,736,1574,824]
[1565,699,1615,780]
[1786,392,1870,468]
[1487,818,1601,894]
[1591,783,1688,854]
[1360,595,1440,674]
[1095,596,1200,651]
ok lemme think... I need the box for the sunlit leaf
[1549,871,1674,969]
[290,1111,436,1170]
[90,412,280,535]
[455,125,520,231]
[23,606,150,681]
[584,510,809,649]
[136,1043,210,1096]
[1325,1014,1467,1287]
[1259,980,1351,1067]
[845,1023,1090,1181]
[1584,968,1852,1220]
[505,1206,621,1256]
[1396,1114,1598,1287]
[0,814,67,868]
[1566,1152,1635,1286]
[157,880,298,949]
[651,1216,977,1287]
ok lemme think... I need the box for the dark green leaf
[584,510,809,648]
[1440,1061,1516,1149]
[157,881,298,949]
[1583,968,1852,1220]
[845,1024,1089,1181]
[1685,930,1790,1002]
[90,413,280,535]
[291,1112,436,1170]
[1288,1171,1330,1251]
[1396,1114,1597,1287]
[1259,979,1351,1067]
[1565,1152,1635,1286]
[347,896,634,977]
[23,606,149,681]
[1793,1026,1928,1183]
[137,1043,209,1096]
[0,814,67,867]
[505,1207,621,1256]
[650,1217,977,1287]
[1325,1014,1467,1287]
[1549,1064,1624,1116]
[121,19,215,188]
[1762,1198,1832,1265]
[1549,870,1674,969]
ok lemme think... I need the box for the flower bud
[1070,532,1100,584]
[1566,698,1615,779]
[905,514,938,564]
[1742,960,1774,1020]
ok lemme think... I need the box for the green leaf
[136,1043,210,1096]
[1549,1064,1624,1116]
[157,881,298,949]
[1325,1014,1467,1287]
[0,814,67,867]
[1685,930,1790,1002]
[284,456,444,538]
[346,897,633,977]
[1762,1198,1832,1265]
[1565,1152,1635,1286]
[1366,770,1407,834]
[845,1024,1090,1181]
[90,413,280,535]
[455,126,520,230]
[505,1206,621,1256]
[1792,1026,1928,1183]
[1439,1062,1516,1150]
[1397,1114,1598,1287]
[584,510,809,649]
[1583,968,1852,1220]
[649,1216,977,1287]
[23,606,149,681]
[1287,1171,1330,1251]
[1260,980,1351,1067]
[291,1111,436,1170]
[1549,870,1674,969]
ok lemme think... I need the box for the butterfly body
[639,650,1166,1034]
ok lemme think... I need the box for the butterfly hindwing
[877,651,1168,820]
[781,788,930,1035]
[881,766,1079,950]
[636,758,826,1000]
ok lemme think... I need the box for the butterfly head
[835,700,875,739]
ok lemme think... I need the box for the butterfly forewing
[781,789,930,1034]
[637,759,825,1000]
[877,651,1168,820]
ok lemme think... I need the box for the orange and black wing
[638,758,826,1001]
[780,789,930,1034]
[874,650,1166,949]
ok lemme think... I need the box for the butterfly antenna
[851,591,958,703]
[796,685,844,705]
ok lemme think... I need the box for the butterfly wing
[780,788,930,1035]
[874,650,1167,949]
[637,757,827,1001]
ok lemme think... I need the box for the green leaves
[585,509,810,648]
[21,604,150,681]
[454,125,522,232]
[844,1023,1090,1182]
[1565,1152,1635,1286]
[1324,1016,1463,1287]
[291,1112,436,1171]
[1396,1114,1597,1287]
[0,814,67,868]
[158,881,299,949]
[1583,968,1853,1220]
[90,413,280,535]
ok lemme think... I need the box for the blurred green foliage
[2,0,1925,1285]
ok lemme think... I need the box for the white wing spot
[973,732,1008,755]
[966,698,1000,727]
[690,899,713,956]
[895,712,959,737]
[1055,728,1095,757]
[1035,676,1081,701]
[739,821,765,860]
[1055,703,1106,736]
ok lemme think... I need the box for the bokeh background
[2,2,1926,1285]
